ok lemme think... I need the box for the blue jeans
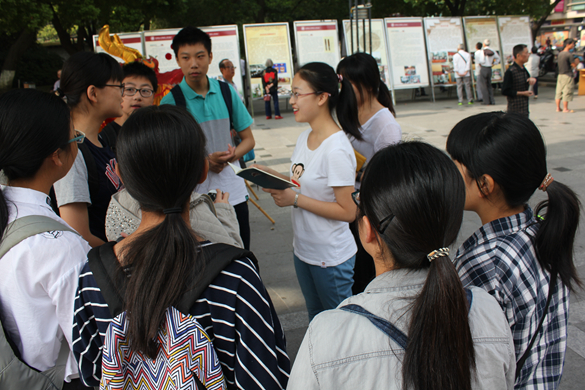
[294,254,355,321]
[265,90,280,117]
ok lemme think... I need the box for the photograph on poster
[385,18,430,89]
[424,18,464,86]
[343,19,391,86]
[294,21,340,68]
[498,16,532,64]
[464,17,503,82]
[244,23,293,98]
[143,30,180,74]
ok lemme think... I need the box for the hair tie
[163,207,183,215]
[55,88,65,98]
[337,74,343,82]
[539,173,554,191]
[427,247,449,262]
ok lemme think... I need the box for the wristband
[293,193,299,208]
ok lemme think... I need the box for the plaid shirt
[455,206,569,389]
[502,62,530,116]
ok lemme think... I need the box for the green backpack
[0,216,78,389]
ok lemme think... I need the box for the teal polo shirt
[160,76,253,205]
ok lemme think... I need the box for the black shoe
[476,99,483,102]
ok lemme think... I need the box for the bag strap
[171,84,187,108]
[340,288,473,350]
[89,242,259,317]
[218,80,234,131]
[78,142,99,207]
[515,272,557,380]
[0,215,77,258]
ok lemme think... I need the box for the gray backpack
[0,216,78,389]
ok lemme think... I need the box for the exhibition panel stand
[293,20,340,69]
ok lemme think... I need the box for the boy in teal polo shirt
[160,26,255,249]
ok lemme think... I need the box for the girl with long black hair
[446,112,581,389]
[287,142,515,390]
[337,52,402,294]
[0,89,91,388]
[72,105,289,389]
[254,62,359,321]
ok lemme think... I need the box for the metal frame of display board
[462,16,504,101]
[243,22,295,119]
[384,17,432,102]
[423,17,466,102]
[293,20,341,69]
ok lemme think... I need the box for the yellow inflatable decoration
[98,25,143,63]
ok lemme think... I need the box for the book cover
[228,163,299,190]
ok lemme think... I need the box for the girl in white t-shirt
[254,62,361,320]
[337,52,403,294]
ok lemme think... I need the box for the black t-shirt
[99,121,122,154]
[84,139,122,241]
[557,51,573,76]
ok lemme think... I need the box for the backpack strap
[77,142,99,207]
[171,84,187,109]
[218,80,234,130]
[340,288,474,350]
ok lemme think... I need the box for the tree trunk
[52,8,81,55]
[0,28,37,90]
[531,0,562,42]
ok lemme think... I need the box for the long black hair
[116,105,207,358]
[446,112,581,291]
[337,52,396,116]
[0,89,72,240]
[60,51,123,108]
[297,62,362,140]
[359,141,474,390]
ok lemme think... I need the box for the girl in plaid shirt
[447,112,581,389]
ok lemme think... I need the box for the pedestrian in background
[454,44,473,105]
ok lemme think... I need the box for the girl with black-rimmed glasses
[53,51,125,247]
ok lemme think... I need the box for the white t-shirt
[0,186,91,381]
[526,53,540,78]
[290,129,357,267]
[474,50,484,76]
[453,50,471,78]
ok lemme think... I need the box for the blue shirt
[455,206,569,389]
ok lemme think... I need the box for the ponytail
[404,256,475,390]
[534,181,582,291]
[378,82,396,116]
[115,105,208,358]
[336,76,361,140]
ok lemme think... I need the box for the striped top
[72,242,290,389]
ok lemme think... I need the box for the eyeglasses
[290,91,321,101]
[68,130,85,144]
[352,190,395,234]
[123,87,155,98]
[104,83,125,96]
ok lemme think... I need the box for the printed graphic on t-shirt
[291,163,305,187]
[105,158,121,190]
[41,231,63,239]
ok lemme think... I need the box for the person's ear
[358,215,378,245]
[115,164,124,185]
[317,92,329,107]
[86,85,98,104]
[50,149,65,168]
[199,159,209,184]
[208,51,213,64]
[477,174,496,198]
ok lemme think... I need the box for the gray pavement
[247,83,585,388]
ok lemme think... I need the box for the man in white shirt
[474,42,483,102]
[219,59,245,103]
[453,44,473,105]
[478,39,501,105]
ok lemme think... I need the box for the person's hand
[520,91,534,97]
[208,156,226,173]
[209,145,237,173]
[528,77,536,85]
[263,188,296,207]
[214,189,230,204]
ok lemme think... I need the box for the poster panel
[243,23,294,98]
[498,16,533,65]
[343,19,391,87]
[143,29,181,74]
[93,33,144,60]
[293,20,340,69]
[463,17,503,82]
[384,18,430,89]
[424,18,465,86]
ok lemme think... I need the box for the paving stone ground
[246,81,585,388]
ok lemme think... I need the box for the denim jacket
[288,268,516,390]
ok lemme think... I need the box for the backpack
[0,215,78,390]
[171,81,255,164]
[89,243,259,390]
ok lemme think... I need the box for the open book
[228,163,299,190]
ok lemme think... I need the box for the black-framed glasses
[352,190,394,234]
[68,130,85,144]
[123,87,155,98]
[104,83,125,96]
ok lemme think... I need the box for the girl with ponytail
[72,105,289,388]
[254,62,359,320]
[287,141,515,390]
[446,112,581,389]
[337,52,402,294]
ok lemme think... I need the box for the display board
[498,16,532,65]
[424,18,465,86]
[538,30,569,47]
[384,18,430,89]
[343,19,391,87]
[463,17,503,82]
[93,32,144,60]
[243,23,294,98]
[293,20,340,69]
[143,29,181,74]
